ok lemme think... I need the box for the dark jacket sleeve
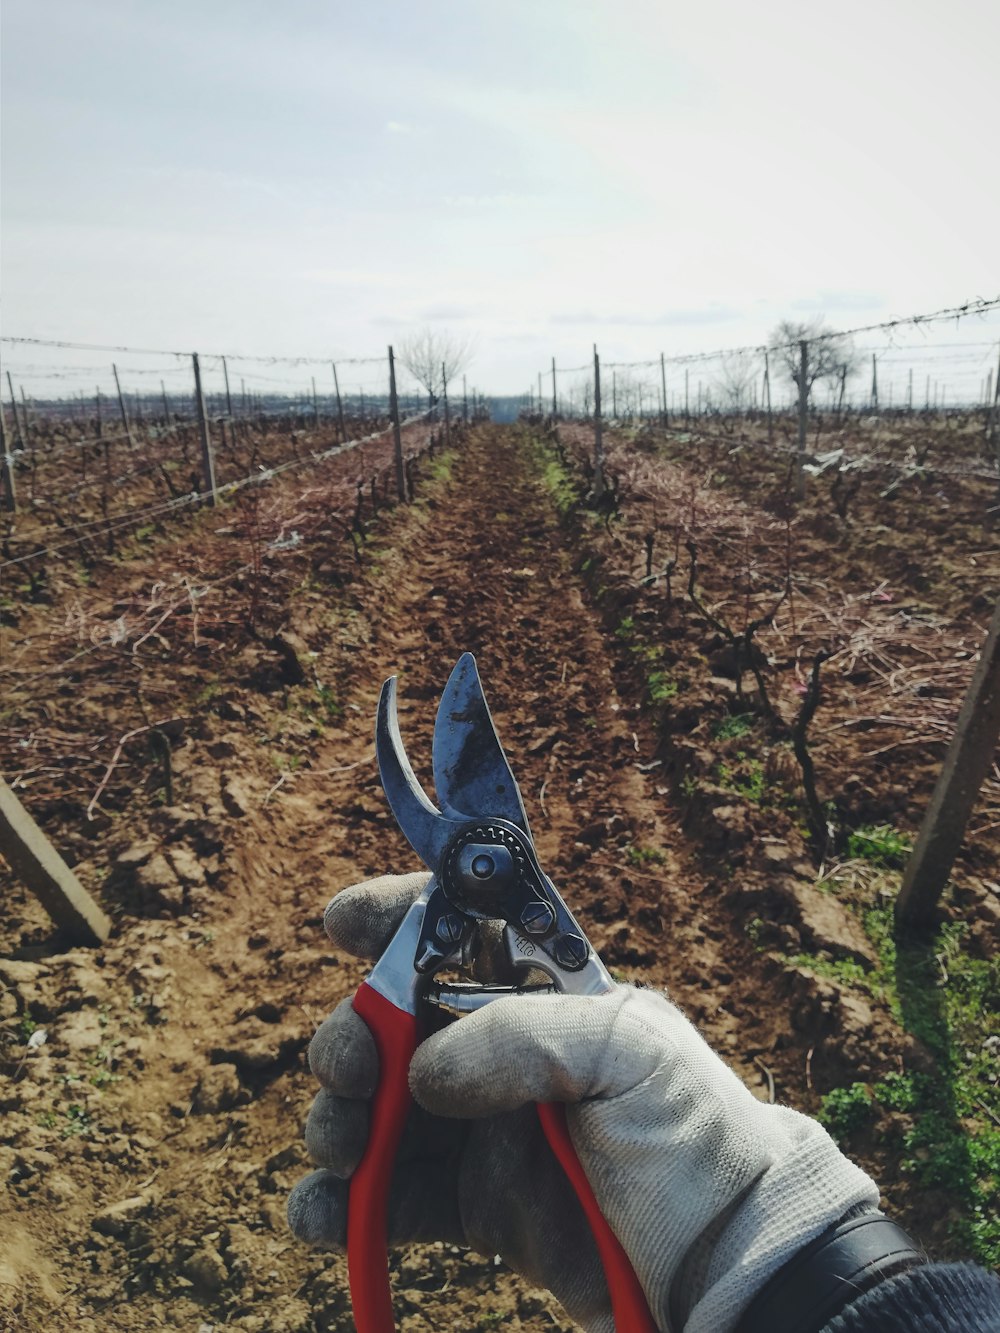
[822,1262,1000,1332]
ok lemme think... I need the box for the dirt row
[0,422,995,1328]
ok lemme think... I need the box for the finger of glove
[305,1089,368,1177]
[304,1086,460,1178]
[411,987,662,1117]
[287,1159,463,1250]
[323,872,430,959]
[309,997,378,1098]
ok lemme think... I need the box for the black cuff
[734,1212,926,1333]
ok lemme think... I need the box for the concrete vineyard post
[764,352,773,443]
[538,371,542,413]
[112,363,136,450]
[796,340,808,500]
[908,366,914,413]
[896,595,1000,935]
[551,357,557,417]
[191,353,218,505]
[0,408,16,512]
[660,352,668,428]
[0,778,112,947]
[388,346,405,501]
[311,376,319,426]
[593,344,605,498]
[685,368,690,425]
[870,353,879,413]
[463,374,468,423]
[161,380,170,422]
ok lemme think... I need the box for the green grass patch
[809,869,1000,1266]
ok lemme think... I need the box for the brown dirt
[0,421,996,1328]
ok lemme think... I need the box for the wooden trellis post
[388,346,405,501]
[593,344,605,498]
[6,371,25,452]
[192,353,217,504]
[222,356,233,418]
[0,409,16,512]
[112,363,136,449]
[442,362,451,448]
[795,340,808,500]
[331,362,347,443]
[0,779,111,947]
[895,596,1000,934]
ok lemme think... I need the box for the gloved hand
[288,873,880,1333]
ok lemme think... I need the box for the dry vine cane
[684,538,789,719]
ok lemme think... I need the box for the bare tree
[398,329,475,413]
[714,350,759,412]
[769,319,860,401]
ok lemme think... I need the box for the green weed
[647,670,678,704]
[712,713,754,741]
[718,755,767,803]
[62,1104,94,1138]
[847,823,911,870]
[626,844,666,866]
[819,1083,873,1139]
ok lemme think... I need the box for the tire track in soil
[217,424,778,1330]
[4,425,778,1332]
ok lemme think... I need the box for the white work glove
[288,874,880,1332]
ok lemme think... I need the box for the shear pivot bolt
[436,913,465,945]
[553,933,589,971]
[471,854,495,879]
[520,901,555,935]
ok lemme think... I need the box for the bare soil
[1,420,997,1329]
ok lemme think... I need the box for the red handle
[348,982,419,1333]
[537,1102,659,1332]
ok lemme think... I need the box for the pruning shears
[348,652,657,1333]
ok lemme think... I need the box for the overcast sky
[2,0,998,394]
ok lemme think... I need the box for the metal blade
[376,676,457,870]
[432,652,530,834]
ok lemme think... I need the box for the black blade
[431,652,530,834]
[375,676,457,870]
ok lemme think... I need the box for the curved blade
[376,676,457,870]
[432,653,530,834]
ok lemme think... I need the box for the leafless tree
[769,319,860,402]
[714,350,759,412]
[398,329,475,412]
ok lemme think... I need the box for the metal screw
[471,853,495,879]
[552,933,589,971]
[436,912,464,945]
[520,900,555,936]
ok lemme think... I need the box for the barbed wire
[1,335,387,367]
[591,297,1000,372]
